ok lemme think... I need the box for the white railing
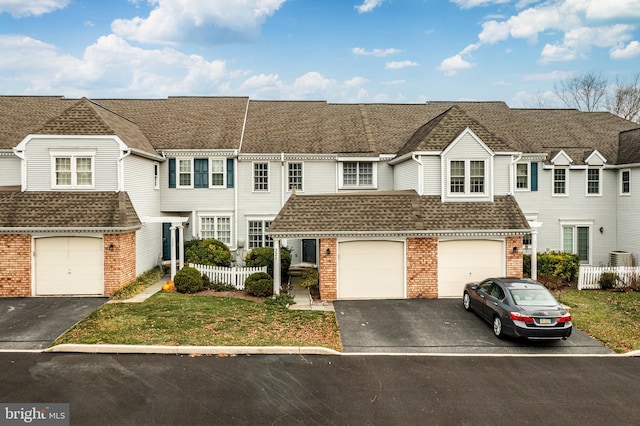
[190,264,267,290]
[578,266,640,290]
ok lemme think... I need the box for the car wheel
[492,316,504,339]
[463,293,472,311]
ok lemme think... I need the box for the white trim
[446,158,489,198]
[585,167,602,197]
[620,168,631,196]
[49,150,96,189]
[153,162,160,190]
[176,158,194,189]
[338,160,378,189]
[209,158,226,188]
[252,161,270,192]
[560,221,593,265]
[197,212,234,245]
[552,167,569,197]
[515,162,530,192]
[286,161,304,192]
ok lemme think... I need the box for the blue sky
[1,0,639,107]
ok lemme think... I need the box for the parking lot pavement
[0,297,107,350]
[334,299,613,354]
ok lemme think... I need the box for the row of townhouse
[0,96,639,299]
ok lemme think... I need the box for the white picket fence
[578,266,640,290]
[190,264,267,290]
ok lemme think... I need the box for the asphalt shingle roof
[0,191,141,230]
[267,190,530,237]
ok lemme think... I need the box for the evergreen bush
[245,247,291,277]
[244,272,274,297]
[185,238,231,267]
[174,266,204,294]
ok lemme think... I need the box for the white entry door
[35,237,103,295]
[438,239,504,297]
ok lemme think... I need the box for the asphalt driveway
[334,299,613,354]
[0,297,107,350]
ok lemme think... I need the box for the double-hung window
[178,159,193,188]
[448,160,485,195]
[288,162,303,191]
[562,224,590,264]
[553,168,567,195]
[248,220,274,248]
[253,162,269,191]
[154,162,160,190]
[200,216,232,245]
[516,163,529,190]
[51,151,95,189]
[586,168,601,195]
[340,161,375,188]
[621,169,630,195]
[210,159,225,187]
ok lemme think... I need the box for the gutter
[0,225,143,233]
[267,228,532,239]
[509,153,522,195]
[412,154,424,195]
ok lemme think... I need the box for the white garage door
[35,237,104,296]
[338,240,404,299]
[438,240,504,298]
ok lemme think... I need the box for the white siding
[423,157,441,195]
[0,156,20,186]
[124,154,162,274]
[616,167,640,265]
[493,155,511,195]
[394,160,419,191]
[23,137,120,191]
[377,161,394,191]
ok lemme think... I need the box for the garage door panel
[36,237,103,296]
[438,240,504,298]
[338,241,404,299]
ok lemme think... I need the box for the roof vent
[609,251,633,267]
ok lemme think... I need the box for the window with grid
[200,216,231,245]
[253,162,269,191]
[288,162,303,191]
[210,159,225,187]
[154,162,159,189]
[553,168,566,194]
[469,161,485,193]
[587,168,600,194]
[53,155,93,188]
[622,170,630,194]
[450,160,465,193]
[178,159,192,187]
[342,161,374,187]
[516,163,529,189]
[248,220,274,248]
[563,225,590,264]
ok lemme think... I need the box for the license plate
[539,318,552,325]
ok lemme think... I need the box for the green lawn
[55,292,342,351]
[556,290,640,353]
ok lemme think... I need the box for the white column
[273,239,281,296]
[531,229,538,280]
[170,226,177,280]
[178,225,184,270]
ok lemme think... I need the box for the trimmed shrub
[244,272,274,297]
[174,266,204,294]
[599,272,621,290]
[245,247,291,278]
[300,268,319,292]
[185,238,231,267]
[524,251,580,282]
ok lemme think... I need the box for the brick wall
[506,236,523,278]
[318,238,337,300]
[0,234,32,297]
[103,232,137,296]
[406,237,438,298]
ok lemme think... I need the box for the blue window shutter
[168,158,176,188]
[194,158,208,188]
[531,162,538,191]
[227,158,235,188]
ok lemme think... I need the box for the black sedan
[462,278,572,340]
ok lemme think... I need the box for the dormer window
[50,150,95,189]
[449,160,485,195]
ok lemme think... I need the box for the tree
[606,73,640,123]
[554,71,609,112]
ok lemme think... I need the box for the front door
[302,239,317,264]
[162,223,180,261]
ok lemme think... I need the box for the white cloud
[385,60,419,69]
[0,0,69,17]
[611,40,640,59]
[438,54,472,76]
[352,47,400,57]
[584,0,640,20]
[355,0,383,14]
[522,70,576,81]
[450,0,510,8]
[344,76,369,87]
[111,0,287,45]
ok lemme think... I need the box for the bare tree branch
[606,73,640,123]
[554,71,609,111]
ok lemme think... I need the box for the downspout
[118,149,132,193]
[235,98,249,256]
[14,149,26,191]
[411,154,424,195]
[281,152,285,206]
[509,153,522,195]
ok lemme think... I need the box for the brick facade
[0,234,32,297]
[318,238,337,300]
[506,235,523,278]
[406,237,439,298]
[103,232,137,296]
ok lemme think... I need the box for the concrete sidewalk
[288,276,334,311]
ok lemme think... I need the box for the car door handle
[493,302,498,306]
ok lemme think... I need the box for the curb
[44,344,341,356]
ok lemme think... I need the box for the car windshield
[509,288,557,306]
